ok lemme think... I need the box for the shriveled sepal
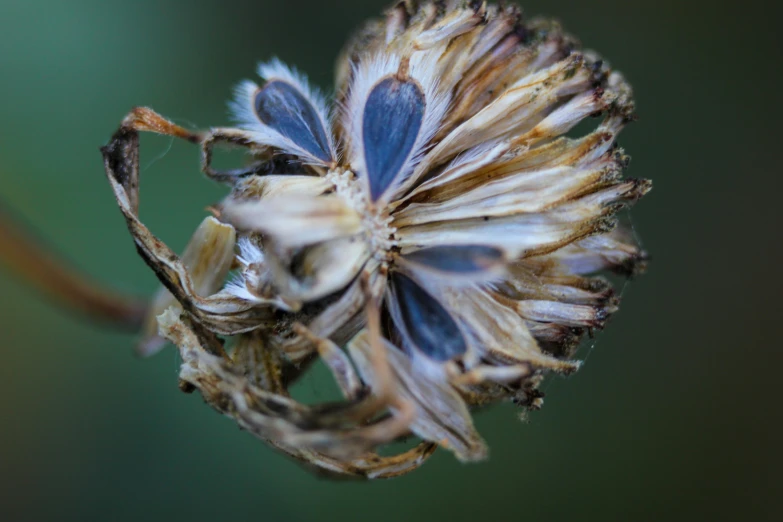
[138,216,238,357]
[159,308,436,479]
[347,330,488,462]
[101,109,275,335]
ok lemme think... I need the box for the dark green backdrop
[1,1,780,520]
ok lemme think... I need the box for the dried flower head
[99,0,650,479]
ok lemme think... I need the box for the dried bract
[101,0,650,478]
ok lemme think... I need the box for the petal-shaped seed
[403,245,505,273]
[390,272,466,361]
[363,76,425,201]
[254,80,332,163]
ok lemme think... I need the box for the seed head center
[326,168,397,263]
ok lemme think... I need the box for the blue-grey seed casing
[362,77,425,201]
[254,80,333,163]
[391,271,467,361]
[403,245,505,273]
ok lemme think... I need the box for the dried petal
[549,226,649,276]
[230,174,332,202]
[413,3,485,50]
[398,210,614,260]
[415,55,594,173]
[513,299,610,329]
[221,195,362,249]
[441,285,579,373]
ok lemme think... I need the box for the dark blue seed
[363,76,425,201]
[404,245,504,273]
[254,80,332,163]
[391,272,467,361]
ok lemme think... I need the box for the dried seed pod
[99,0,651,479]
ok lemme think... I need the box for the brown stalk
[0,203,147,331]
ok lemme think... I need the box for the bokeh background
[1,1,780,520]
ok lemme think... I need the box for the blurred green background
[0,0,780,520]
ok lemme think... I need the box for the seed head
[101,0,650,479]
